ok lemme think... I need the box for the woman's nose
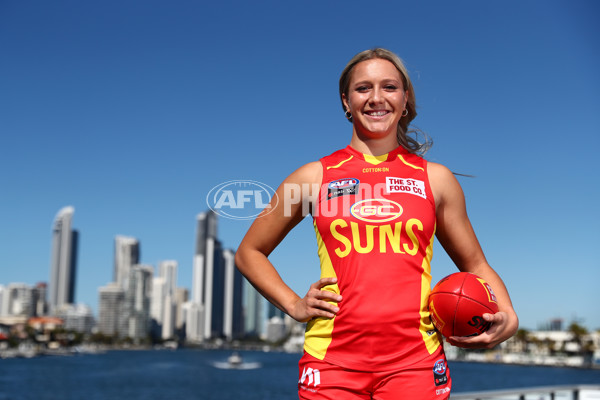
[369,87,384,104]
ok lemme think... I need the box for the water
[0,349,598,399]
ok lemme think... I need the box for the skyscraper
[150,276,166,339]
[114,236,140,290]
[192,211,217,305]
[185,211,244,342]
[222,249,243,341]
[244,278,264,338]
[184,211,215,341]
[159,260,178,339]
[126,264,153,341]
[97,283,125,336]
[175,287,189,333]
[49,206,78,313]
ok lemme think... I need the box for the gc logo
[350,199,403,222]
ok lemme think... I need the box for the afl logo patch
[327,178,359,200]
[350,199,402,222]
[433,359,448,386]
[433,360,446,375]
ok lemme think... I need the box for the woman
[235,48,518,399]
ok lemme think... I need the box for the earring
[345,110,353,122]
[402,109,408,117]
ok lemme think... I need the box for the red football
[428,272,499,338]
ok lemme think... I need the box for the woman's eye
[384,85,398,91]
[355,86,370,92]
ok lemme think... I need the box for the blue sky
[1,1,598,331]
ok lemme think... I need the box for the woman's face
[342,58,407,140]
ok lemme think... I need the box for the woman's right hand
[289,277,342,323]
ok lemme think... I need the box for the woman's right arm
[234,161,342,323]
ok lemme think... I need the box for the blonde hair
[339,48,431,155]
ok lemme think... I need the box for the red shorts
[298,350,451,400]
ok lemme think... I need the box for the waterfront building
[126,265,153,341]
[97,283,125,336]
[150,276,165,324]
[34,283,47,316]
[160,261,178,339]
[181,301,204,343]
[175,287,189,333]
[114,236,140,291]
[49,206,78,313]
[1,283,36,318]
[222,249,243,341]
[185,211,244,342]
[55,303,95,333]
[243,278,264,338]
[193,211,217,340]
[187,211,215,341]
[162,293,176,340]
[159,261,177,296]
[150,261,178,340]
[265,316,287,343]
[27,316,64,333]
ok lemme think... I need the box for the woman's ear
[342,93,350,112]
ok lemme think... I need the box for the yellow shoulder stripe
[326,155,354,170]
[363,153,388,165]
[398,154,424,171]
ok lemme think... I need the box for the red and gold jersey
[305,145,442,371]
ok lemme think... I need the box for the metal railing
[450,384,600,400]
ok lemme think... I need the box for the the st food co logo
[206,180,278,220]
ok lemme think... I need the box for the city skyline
[1,205,265,343]
[1,203,597,333]
[1,1,598,332]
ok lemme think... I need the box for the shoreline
[3,343,599,371]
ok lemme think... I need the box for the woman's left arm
[428,162,519,349]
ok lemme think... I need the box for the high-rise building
[265,316,287,343]
[159,261,177,297]
[2,283,35,317]
[244,279,264,338]
[49,206,78,313]
[126,265,153,341]
[223,249,244,341]
[192,211,217,305]
[35,282,47,316]
[181,301,203,343]
[97,283,125,336]
[56,304,95,333]
[183,212,216,341]
[114,236,140,290]
[265,302,289,342]
[175,287,189,333]
[150,277,166,327]
[185,211,244,342]
[158,260,177,340]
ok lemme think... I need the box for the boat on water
[211,352,262,370]
[227,352,243,366]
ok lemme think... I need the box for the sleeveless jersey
[304,145,443,371]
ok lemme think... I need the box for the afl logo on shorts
[433,359,448,387]
[350,199,403,222]
[327,178,359,200]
